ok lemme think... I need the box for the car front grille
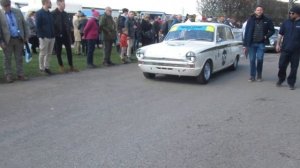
[140,61,195,68]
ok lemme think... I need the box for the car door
[216,26,230,70]
[224,26,235,67]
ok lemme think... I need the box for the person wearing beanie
[275,5,300,90]
[243,5,275,82]
[91,9,101,49]
[0,0,30,83]
[92,9,100,19]
[83,9,100,68]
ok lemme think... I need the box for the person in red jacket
[83,10,100,68]
[119,28,128,63]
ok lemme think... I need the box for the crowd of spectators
[0,0,242,84]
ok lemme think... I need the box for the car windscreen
[164,25,215,42]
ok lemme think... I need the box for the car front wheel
[196,61,212,84]
[229,56,239,71]
[143,72,156,79]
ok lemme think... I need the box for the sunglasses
[289,12,295,15]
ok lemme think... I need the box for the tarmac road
[0,53,300,168]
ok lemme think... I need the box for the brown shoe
[17,75,28,81]
[6,75,14,83]
[59,66,65,73]
[70,66,79,72]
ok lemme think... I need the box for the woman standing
[83,10,100,68]
[26,11,39,54]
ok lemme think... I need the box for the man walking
[36,0,55,75]
[243,5,275,82]
[52,0,78,73]
[276,5,300,90]
[100,7,117,66]
[0,0,29,83]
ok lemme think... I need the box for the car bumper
[265,45,275,51]
[138,63,202,76]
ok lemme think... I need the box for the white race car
[136,22,244,84]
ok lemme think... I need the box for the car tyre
[196,61,212,84]
[143,72,156,79]
[229,56,239,71]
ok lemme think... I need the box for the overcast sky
[14,0,199,14]
[14,0,297,15]
[81,0,199,14]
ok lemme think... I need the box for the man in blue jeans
[243,5,275,82]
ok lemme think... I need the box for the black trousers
[81,39,87,56]
[55,35,73,67]
[278,50,300,85]
[28,35,39,53]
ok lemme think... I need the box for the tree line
[197,0,297,26]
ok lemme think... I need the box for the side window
[225,27,234,40]
[217,27,226,42]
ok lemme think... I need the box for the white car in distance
[136,22,243,84]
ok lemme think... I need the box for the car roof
[174,22,232,28]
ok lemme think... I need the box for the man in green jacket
[100,6,117,66]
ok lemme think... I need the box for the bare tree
[197,0,293,25]
[196,0,254,21]
[196,0,221,18]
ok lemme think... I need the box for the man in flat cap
[0,0,29,83]
[276,5,300,90]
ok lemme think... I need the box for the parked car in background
[136,22,244,84]
[232,28,244,41]
[265,26,280,52]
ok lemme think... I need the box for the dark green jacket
[100,14,117,41]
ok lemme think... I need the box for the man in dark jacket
[52,0,78,73]
[125,11,136,61]
[275,5,300,90]
[78,14,88,56]
[153,16,161,43]
[117,8,128,34]
[160,15,174,37]
[36,0,55,75]
[243,5,274,82]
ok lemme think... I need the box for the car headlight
[136,49,145,59]
[186,51,196,62]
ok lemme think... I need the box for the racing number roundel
[222,50,227,66]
